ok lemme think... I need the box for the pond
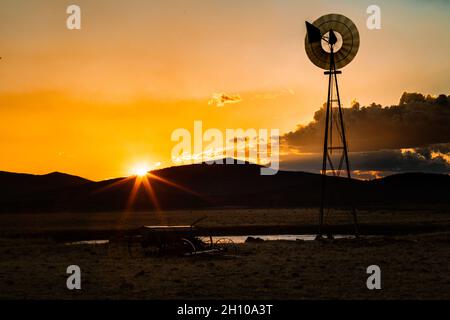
[65,234,355,245]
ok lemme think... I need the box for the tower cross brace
[318,44,359,237]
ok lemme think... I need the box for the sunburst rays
[93,169,200,227]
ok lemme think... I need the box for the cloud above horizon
[280,144,450,179]
[284,93,450,153]
[208,93,242,107]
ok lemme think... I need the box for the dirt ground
[1,208,450,299]
[1,233,450,299]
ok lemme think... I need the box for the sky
[0,0,449,180]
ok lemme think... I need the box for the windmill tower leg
[333,68,359,236]
[319,49,359,237]
[318,60,334,237]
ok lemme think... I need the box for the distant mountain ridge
[0,171,91,197]
[0,161,449,213]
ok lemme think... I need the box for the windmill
[304,14,360,237]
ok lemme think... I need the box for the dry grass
[1,233,450,299]
[1,207,450,235]
[1,208,450,299]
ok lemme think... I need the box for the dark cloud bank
[282,93,450,178]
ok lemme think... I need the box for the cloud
[283,92,450,152]
[208,93,242,107]
[280,144,450,179]
[351,170,388,180]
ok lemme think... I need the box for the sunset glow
[0,0,448,180]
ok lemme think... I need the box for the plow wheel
[179,238,197,256]
[215,238,238,255]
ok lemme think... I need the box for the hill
[0,162,449,213]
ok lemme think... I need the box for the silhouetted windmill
[305,14,360,237]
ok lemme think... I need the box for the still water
[212,234,354,243]
[66,234,354,245]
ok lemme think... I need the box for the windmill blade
[304,14,359,70]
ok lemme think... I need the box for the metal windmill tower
[304,14,360,237]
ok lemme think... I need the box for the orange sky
[0,0,449,180]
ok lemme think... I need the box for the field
[1,208,450,299]
[2,207,450,238]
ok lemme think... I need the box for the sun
[129,162,161,177]
[131,165,150,177]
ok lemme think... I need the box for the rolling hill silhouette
[0,160,449,213]
[0,171,91,197]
